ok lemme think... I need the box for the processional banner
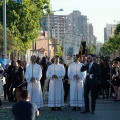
[62,32,82,64]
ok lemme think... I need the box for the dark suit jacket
[81,62,100,86]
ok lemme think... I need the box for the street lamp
[3,0,6,58]
[47,9,63,57]
[3,0,23,59]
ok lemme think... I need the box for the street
[0,98,120,120]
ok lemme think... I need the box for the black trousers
[3,84,11,100]
[84,79,96,111]
[63,81,70,102]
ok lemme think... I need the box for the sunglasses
[73,55,79,58]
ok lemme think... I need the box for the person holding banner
[25,55,43,110]
[46,56,65,111]
[68,54,86,111]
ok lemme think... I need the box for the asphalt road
[0,97,120,120]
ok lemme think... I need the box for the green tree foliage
[115,33,120,44]
[0,0,2,6]
[100,32,120,56]
[0,23,16,53]
[100,23,120,56]
[89,45,95,54]
[56,46,63,58]
[114,23,120,35]
[0,0,50,53]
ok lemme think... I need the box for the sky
[50,0,120,43]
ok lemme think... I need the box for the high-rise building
[96,42,103,55]
[41,14,67,44]
[93,36,97,45]
[67,11,88,42]
[104,24,115,42]
[87,23,93,44]
[41,11,94,45]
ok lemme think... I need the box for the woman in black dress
[112,61,120,100]
[99,57,108,99]
[11,61,24,101]
[40,57,47,92]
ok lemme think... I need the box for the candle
[76,63,78,74]
[54,63,56,75]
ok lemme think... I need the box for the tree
[99,34,120,56]
[115,33,120,45]
[0,0,50,53]
[0,23,16,53]
[88,45,95,54]
[114,23,120,35]
[56,46,63,58]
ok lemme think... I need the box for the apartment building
[87,23,94,44]
[41,14,67,44]
[104,24,115,42]
[67,11,88,42]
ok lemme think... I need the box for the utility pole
[47,14,50,57]
[3,0,7,58]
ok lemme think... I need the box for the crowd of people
[0,53,120,116]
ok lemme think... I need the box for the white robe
[68,62,86,107]
[46,63,65,107]
[25,63,43,108]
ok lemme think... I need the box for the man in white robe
[46,56,65,111]
[25,55,43,110]
[68,54,86,111]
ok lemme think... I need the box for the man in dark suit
[81,54,100,114]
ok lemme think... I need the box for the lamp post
[3,0,24,59]
[3,0,7,58]
[47,8,63,57]
[47,14,50,57]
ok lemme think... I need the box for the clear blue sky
[50,0,120,43]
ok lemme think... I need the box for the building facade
[67,11,88,42]
[104,24,115,42]
[41,14,68,45]
[87,23,94,44]
[96,42,103,55]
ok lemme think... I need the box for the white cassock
[68,62,86,107]
[25,63,43,108]
[46,63,65,107]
